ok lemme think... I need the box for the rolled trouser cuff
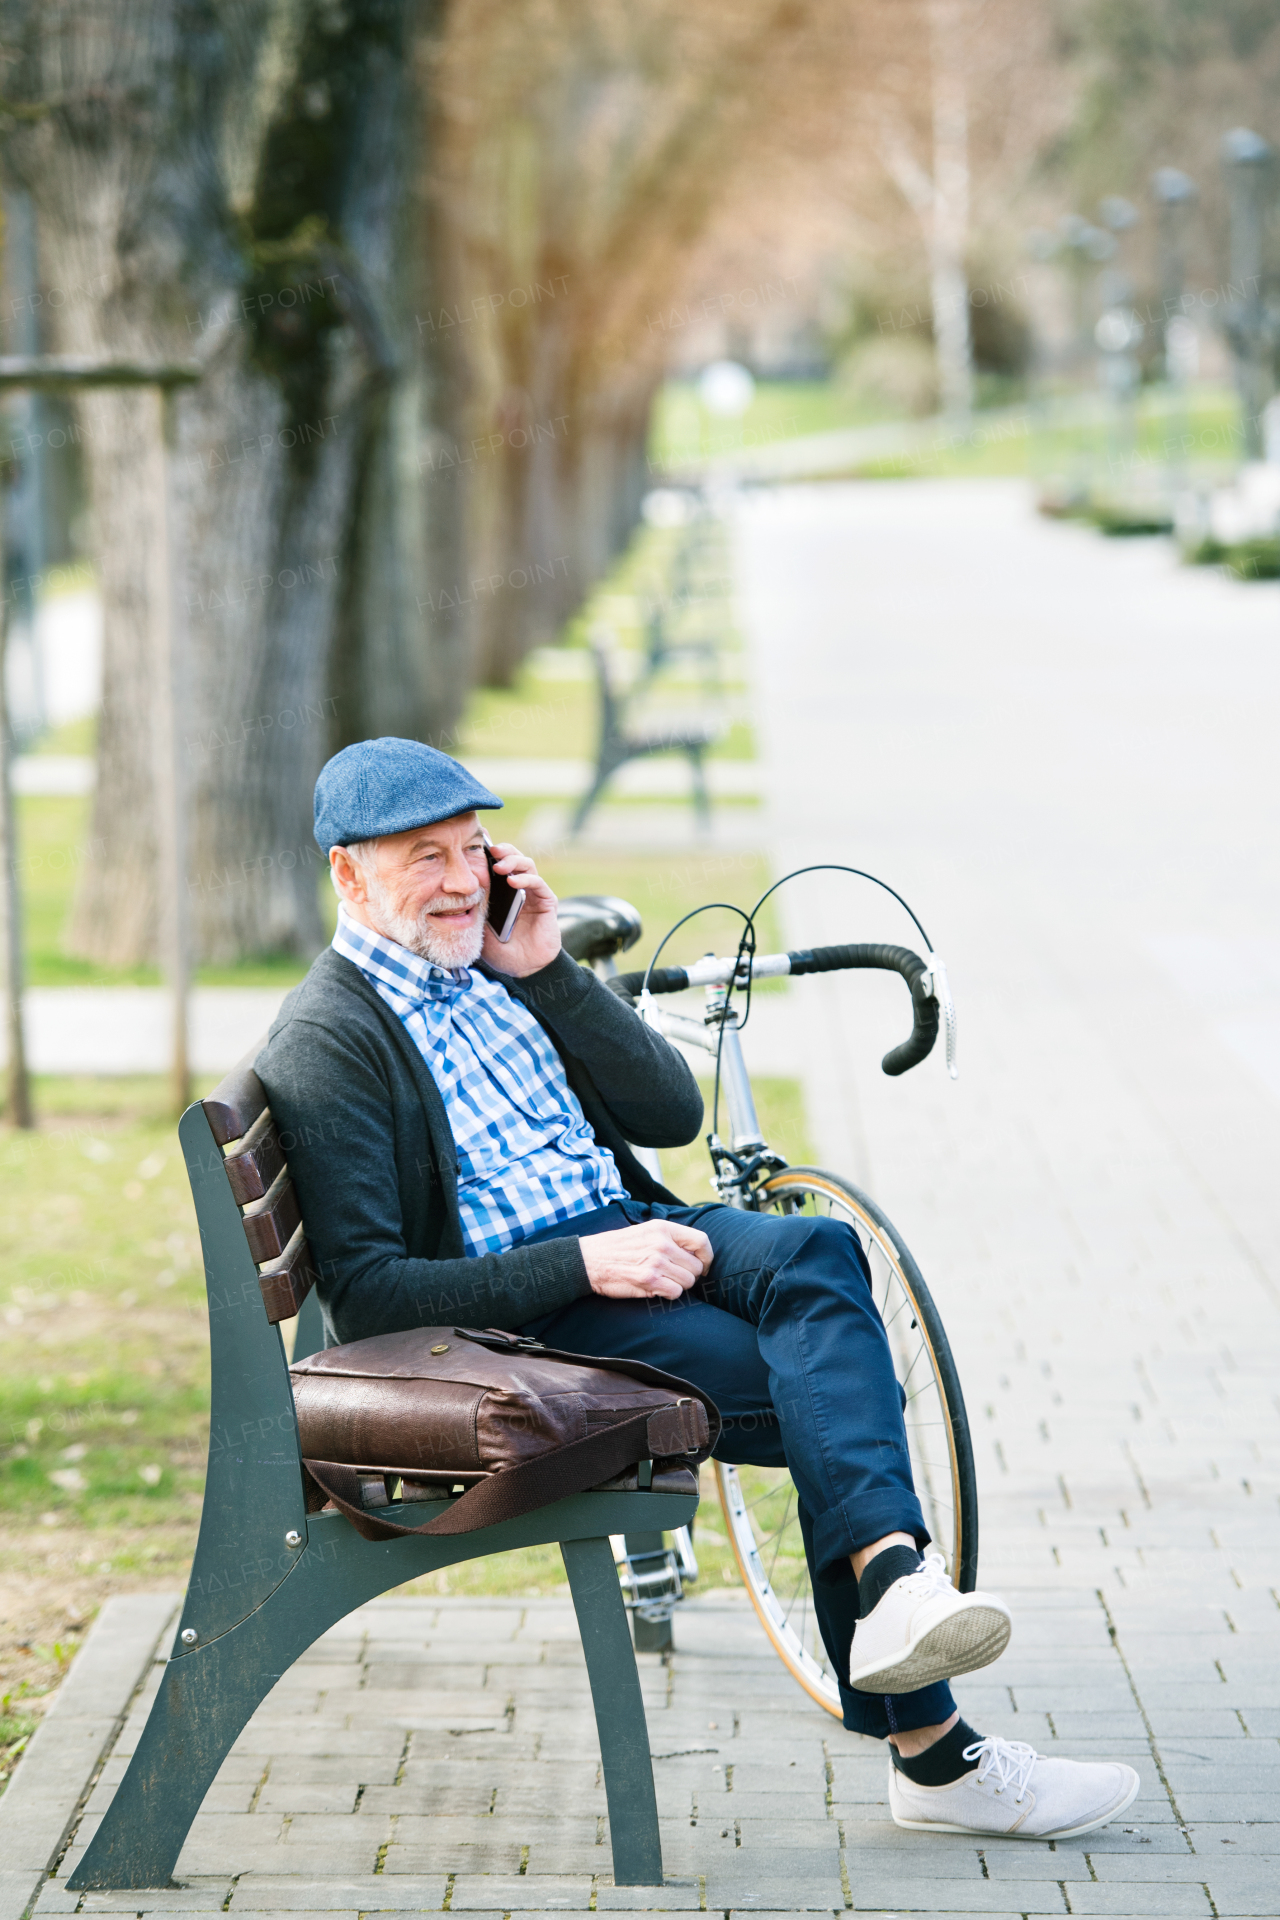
[839,1677,957,1738]
[812,1489,929,1578]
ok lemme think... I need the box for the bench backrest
[202,1057,320,1328]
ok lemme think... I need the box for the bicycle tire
[714,1166,978,1717]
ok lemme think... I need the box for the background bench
[571,638,722,834]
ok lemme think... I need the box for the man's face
[332,813,490,968]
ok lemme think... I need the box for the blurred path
[739,477,1280,1901]
[0,986,290,1075]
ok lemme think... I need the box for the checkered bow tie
[402,964,473,1007]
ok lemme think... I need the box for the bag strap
[304,1405,662,1543]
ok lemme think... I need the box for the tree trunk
[0,0,462,965]
[877,3,975,423]
[434,0,833,691]
[928,0,974,421]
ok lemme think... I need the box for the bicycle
[555,890,975,1717]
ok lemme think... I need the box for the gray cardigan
[255,946,704,1345]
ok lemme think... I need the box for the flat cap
[314,737,503,853]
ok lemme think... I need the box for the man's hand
[481,842,562,977]
[580,1220,713,1301]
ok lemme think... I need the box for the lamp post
[0,570,31,1125]
[1152,167,1197,372]
[1056,215,1117,376]
[1093,197,1143,476]
[0,356,200,1125]
[1221,128,1273,459]
[1151,167,1198,484]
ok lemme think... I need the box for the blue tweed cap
[314,737,503,853]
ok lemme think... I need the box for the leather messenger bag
[290,1325,720,1542]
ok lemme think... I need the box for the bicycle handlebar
[605,942,941,1077]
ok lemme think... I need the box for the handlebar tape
[606,966,688,1008]
[605,944,937,1076]
[787,943,938,1075]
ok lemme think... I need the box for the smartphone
[482,834,526,943]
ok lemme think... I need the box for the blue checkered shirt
[332,910,627,1255]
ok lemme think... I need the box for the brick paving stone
[254,1783,360,1815]
[972,1849,1095,1881]
[92,1898,231,1913]
[1055,1888,1215,1915]
[448,1874,594,1908]
[1185,1825,1280,1855]
[383,1843,526,1874]
[593,1890,703,1910]
[844,1843,988,1877]
[700,1859,846,1909]
[227,1728,408,1758]
[264,1756,404,1787]
[229,1879,446,1908]
[848,1888,1075,1915]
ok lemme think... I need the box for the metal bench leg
[67,1585,307,1890]
[570,762,616,835]
[687,746,711,830]
[561,1534,663,1886]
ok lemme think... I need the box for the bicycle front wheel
[714,1166,978,1717]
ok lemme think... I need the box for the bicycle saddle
[556,894,644,963]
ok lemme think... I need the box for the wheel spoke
[900,1340,929,1387]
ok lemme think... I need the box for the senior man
[257,735,1138,1842]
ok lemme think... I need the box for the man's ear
[330,846,366,904]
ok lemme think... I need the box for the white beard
[363,874,487,969]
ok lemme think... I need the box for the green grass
[0,1698,38,1790]
[657,1074,811,1201]
[457,669,754,767]
[457,671,598,760]
[650,379,889,472]
[0,1081,211,1542]
[15,790,327,988]
[649,375,1246,487]
[846,384,1243,484]
[29,714,96,756]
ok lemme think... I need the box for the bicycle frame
[591,957,773,1201]
[642,984,784,1209]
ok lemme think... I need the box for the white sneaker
[848,1551,1012,1693]
[889,1735,1141,1839]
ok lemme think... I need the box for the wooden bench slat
[242,1167,302,1263]
[224,1111,286,1206]
[204,1056,269,1147]
[258,1222,319,1325]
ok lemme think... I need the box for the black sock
[891,1718,983,1786]
[857,1543,921,1616]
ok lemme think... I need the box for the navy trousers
[521,1197,958,1739]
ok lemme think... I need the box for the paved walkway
[739,478,1280,1910]
[7,480,1279,1918]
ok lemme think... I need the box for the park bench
[67,954,699,1892]
[571,639,721,835]
[640,595,719,681]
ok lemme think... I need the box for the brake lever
[920,953,958,1080]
